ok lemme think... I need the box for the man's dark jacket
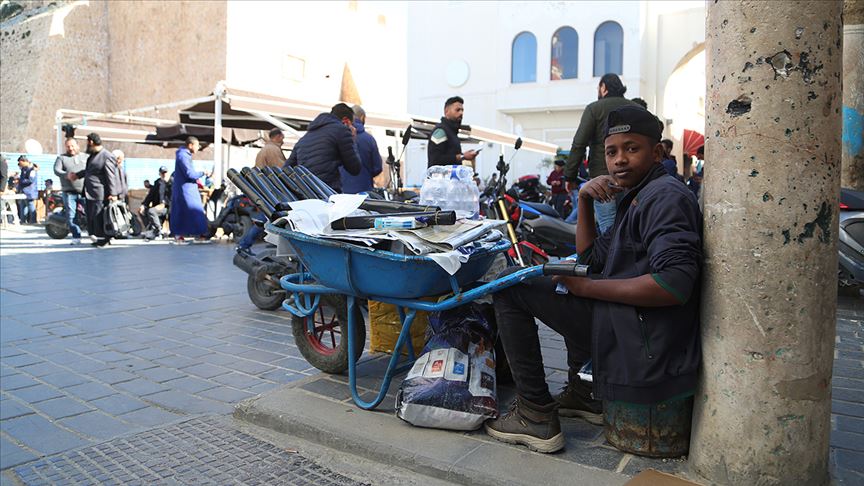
[578,164,702,404]
[340,120,382,194]
[142,178,170,209]
[286,113,361,192]
[565,96,637,180]
[79,149,118,201]
[427,117,462,167]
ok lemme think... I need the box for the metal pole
[213,81,225,186]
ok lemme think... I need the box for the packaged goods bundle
[396,304,497,430]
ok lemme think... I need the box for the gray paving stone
[834,400,864,419]
[830,430,864,452]
[1,374,39,391]
[163,376,218,394]
[195,387,255,403]
[10,384,64,404]
[837,415,864,435]
[834,387,864,403]
[128,347,173,360]
[33,397,93,419]
[65,382,116,401]
[258,369,304,385]
[210,372,270,390]
[153,354,199,369]
[114,378,169,397]
[0,399,34,420]
[228,359,276,376]
[2,413,91,456]
[0,437,36,470]
[133,366,186,383]
[835,448,864,473]
[116,407,182,428]
[60,411,135,440]
[17,361,66,378]
[110,356,159,371]
[143,390,232,414]
[2,354,42,368]
[171,345,212,359]
[180,363,229,379]
[90,394,149,415]
[86,368,138,385]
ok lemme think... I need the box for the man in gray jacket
[54,138,87,244]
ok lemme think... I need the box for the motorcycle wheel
[246,249,292,310]
[291,294,365,374]
[45,224,69,240]
[234,215,253,242]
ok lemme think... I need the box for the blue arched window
[551,27,578,80]
[511,32,537,83]
[593,21,623,76]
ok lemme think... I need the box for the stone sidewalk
[1,228,317,477]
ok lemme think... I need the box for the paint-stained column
[843,0,864,190]
[690,2,842,485]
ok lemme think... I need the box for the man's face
[340,117,353,129]
[160,171,169,180]
[272,133,285,146]
[554,164,563,172]
[86,141,95,154]
[65,140,79,156]
[189,140,200,153]
[18,160,27,169]
[444,102,464,124]
[604,133,662,188]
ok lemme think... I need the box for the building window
[551,27,578,80]
[593,21,623,76]
[511,31,537,83]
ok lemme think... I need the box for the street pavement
[1,225,862,485]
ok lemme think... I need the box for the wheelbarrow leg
[346,296,417,410]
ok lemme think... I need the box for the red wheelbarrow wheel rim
[303,306,341,356]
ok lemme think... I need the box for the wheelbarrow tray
[267,224,509,299]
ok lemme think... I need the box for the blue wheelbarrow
[269,224,587,410]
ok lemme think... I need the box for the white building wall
[406,0,703,186]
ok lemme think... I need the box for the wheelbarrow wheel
[292,294,365,374]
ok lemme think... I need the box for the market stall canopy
[682,129,705,156]
[178,84,557,155]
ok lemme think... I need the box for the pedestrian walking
[15,155,39,224]
[73,133,119,247]
[169,137,210,244]
[53,138,87,243]
[564,73,637,233]
[340,105,382,194]
[111,150,129,203]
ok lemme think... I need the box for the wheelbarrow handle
[542,262,590,277]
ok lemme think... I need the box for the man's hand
[552,275,592,298]
[67,173,78,182]
[566,181,578,192]
[579,175,622,204]
[107,195,117,201]
[462,150,478,161]
[137,206,145,215]
[350,124,357,139]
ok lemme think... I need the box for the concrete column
[843,0,864,190]
[690,2,843,485]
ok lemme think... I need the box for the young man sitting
[486,106,703,453]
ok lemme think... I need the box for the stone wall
[0,0,227,158]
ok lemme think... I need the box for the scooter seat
[520,200,562,218]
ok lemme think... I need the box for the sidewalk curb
[234,385,629,486]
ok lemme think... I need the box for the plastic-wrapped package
[395,304,497,431]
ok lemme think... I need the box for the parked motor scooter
[209,192,262,241]
[839,187,864,293]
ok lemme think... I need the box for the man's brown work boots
[554,378,604,426]
[484,396,565,453]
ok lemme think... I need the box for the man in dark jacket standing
[564,74,637,233]
[285,103,361,193]
[426,96,478,168]
[72,132,118,247]
[139,166,171,240]
[485,106,702,454]
[340,105,383,194]
[15,155,39,224]
[54,138,88,243]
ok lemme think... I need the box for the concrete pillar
[843,0,864,190]
[690,2,843,485]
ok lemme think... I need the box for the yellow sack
[369,299,434,355]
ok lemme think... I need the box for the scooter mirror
[401,126,413,146]
[514,137,523,150]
